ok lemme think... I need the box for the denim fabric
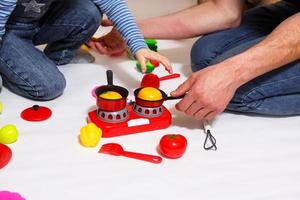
[191,1,300,116]
[0,0,102,100]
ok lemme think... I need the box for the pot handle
[106,70,113,86]
[166,94,185,100]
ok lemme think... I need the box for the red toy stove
[88,70,172,138]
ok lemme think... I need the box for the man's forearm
[138,0,243,39]
[223,12,300,87]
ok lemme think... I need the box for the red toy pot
[95,70,129,112]
[134,87,184,108]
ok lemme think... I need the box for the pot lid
[0,144,12,169]
[21,105,52,122]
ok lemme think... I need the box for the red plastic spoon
[99,143,162,164]
[0,144,12,169]
[141,73,180,88]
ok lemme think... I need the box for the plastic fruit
[80,123,102,147]
[137,87,163,101]
[99,91,122,100]
[136,60,155,74]
[0,191,25,200]
[159,134,188,159]
[0,144,12,169]
[0,124,19,144]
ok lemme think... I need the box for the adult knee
[190,35,219,72]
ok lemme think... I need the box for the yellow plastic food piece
[80,44,90,52]
[0,124,19,144]
[138,87,163,101]
[80,123,102,148]
[0,101,2,113]
[100,91,122,100]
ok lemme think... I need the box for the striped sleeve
[93,0,148,55]
[0,0,17,41]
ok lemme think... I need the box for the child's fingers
[147,53,173,74]
[95,41,109,54]
[157,55,173,74]
[138,57,147,74]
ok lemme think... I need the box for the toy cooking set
[88,70,183,138]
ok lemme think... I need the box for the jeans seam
[57,49,69,65]
[203,32,263,67]
[0,56,39,97]
[240,74,300,109]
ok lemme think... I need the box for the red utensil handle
[159,73,180,81]
[122,151,162,164]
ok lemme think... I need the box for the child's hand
[135,49,173,74]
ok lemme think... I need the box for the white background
[1,1,300,200]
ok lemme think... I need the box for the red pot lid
[0,144,12,169]
[21,105,52,122]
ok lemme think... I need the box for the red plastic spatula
[0,144,12,169]
[99,143,162,164]
[141,73,180,88]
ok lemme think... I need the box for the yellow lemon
[138,87,163,101]
[100,91,122,100]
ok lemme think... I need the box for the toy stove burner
[97,107,129,123]
[133,103,163,118]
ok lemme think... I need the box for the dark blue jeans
[191,1,300,116]
[0,0,102,100]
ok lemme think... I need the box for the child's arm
[0,0,17,44]
[92,0,172,73]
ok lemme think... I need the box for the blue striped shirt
[0,0,17,41]
[0,0,147,54]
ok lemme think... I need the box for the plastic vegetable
[159,134,188,159]
[0,144,12,169]
[146,39,158,52]
[136,60,155,74]
[0,124,19,144]
[79,123,102,147]
[0,191,25,200]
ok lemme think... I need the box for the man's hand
[135,49,173,74]
[171,64,240,120]
[86,19,127,56]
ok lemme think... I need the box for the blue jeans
[191,1,300,116]
[0,0,102,100]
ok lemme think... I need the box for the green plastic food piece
[136,61,155,74]
[146,39,157,46]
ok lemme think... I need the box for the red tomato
[159,134,187,159]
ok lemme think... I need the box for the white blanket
[1,40,300,200]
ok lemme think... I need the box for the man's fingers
[171,78,194,97]
[204,111,218,121]
[194,107,214,121]
[175,93,195,112]
[185,102,203,116]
